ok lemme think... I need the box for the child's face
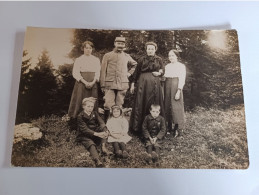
[83,102,94,114]
[112,108,121,118]
[150,107,160,118]
[169,51,178,63]
[146,45,156,56]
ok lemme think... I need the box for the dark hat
[115,37,126,42]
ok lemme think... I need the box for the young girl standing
[106,105,132,158]
[164,50,186,137]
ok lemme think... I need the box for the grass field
[11,106,249,169]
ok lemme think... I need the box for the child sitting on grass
[77,97,110,167]
[142,104,166,163]
[106,105,132,158]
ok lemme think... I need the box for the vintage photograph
[11,27,249,168]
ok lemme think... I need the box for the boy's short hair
[149,104,161,111]
[82,97,96,106]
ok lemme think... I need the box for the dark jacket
[142,114,166,140]
[77,111,106,140]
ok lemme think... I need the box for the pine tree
[25,50,58,118]
[16,51,32,123]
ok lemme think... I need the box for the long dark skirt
[164,78,185,129]
[130,72,165,133]
[68,72,98,118]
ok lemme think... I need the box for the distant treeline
[16,30,244,123]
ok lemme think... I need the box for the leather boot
[101,143,111,156]
[94,158,104,168]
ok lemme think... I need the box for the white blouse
[72,55,101,82]
[164,61,186,90]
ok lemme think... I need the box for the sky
[23,27,74,69]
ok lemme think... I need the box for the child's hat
[82,97,96,104]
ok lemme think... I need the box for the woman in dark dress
[129,42,165,134]
[68,41,101,124]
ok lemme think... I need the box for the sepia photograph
[11,27,249,169]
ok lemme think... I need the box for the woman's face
[169,51,178,63]
[146,45,156,56]
[84,44,93,56]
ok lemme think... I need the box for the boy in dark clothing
[142,104,166,163]
[77,97,110,167]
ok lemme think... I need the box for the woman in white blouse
[68,41,101,119]
[164,50,186,137]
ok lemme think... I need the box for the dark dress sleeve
[157,56,165,76]
[131,57,142,83]
[127,54,138,75]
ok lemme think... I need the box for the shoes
[122,150,129,159]
[144,153,152,163]
[94,158,104,168]
[102,145,112,156]
[115,150,123,158]
[174,130,179,138]
[151,151,159,162]
[175,129,184,137]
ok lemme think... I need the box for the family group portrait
[11,27,249,169]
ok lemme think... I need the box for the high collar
[110,116,123,120]
[144,54,159,61]
[83,111,95,119]
[83,54,92,57]
[113,48,124,53]
[169,61,179,65]
[146,54,157,57]
[147,114,160,121]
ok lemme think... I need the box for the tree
[24,50,58,118]
[55,63,75,114]
[16,51,32,123]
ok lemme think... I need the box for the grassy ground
[11,106,249,169]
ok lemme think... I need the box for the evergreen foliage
[16,30,244,122]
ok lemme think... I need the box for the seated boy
[76,97,110,167]
[142,104,166,163]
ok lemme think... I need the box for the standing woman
[68,41,101,122]
[130,42,165,135]
[164,50,186,137]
